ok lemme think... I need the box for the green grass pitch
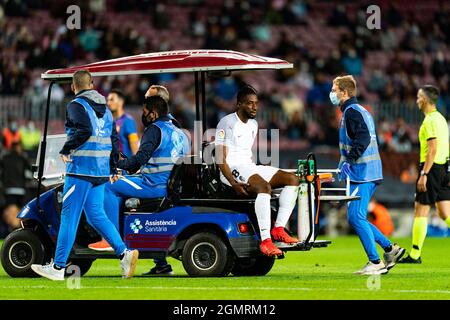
[1,236,450,300]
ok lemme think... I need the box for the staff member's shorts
[220,163,279,186]
[415,163,450,205]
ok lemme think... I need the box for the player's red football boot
[259,239,282,257]
[271,226,299,244]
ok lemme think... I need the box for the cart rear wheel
[182,232,235,277]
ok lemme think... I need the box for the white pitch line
[1,286,450,295]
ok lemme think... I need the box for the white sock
[255,193,272,240]
[275,186,299,228]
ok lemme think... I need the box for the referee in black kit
[400,85,450,264]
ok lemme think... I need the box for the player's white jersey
[215,112,258,166]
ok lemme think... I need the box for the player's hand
[109,175,120,183]
[231,182,249,196]
[60,154,72,163]
[417,175,427,193]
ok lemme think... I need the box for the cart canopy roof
[41,49,293,80]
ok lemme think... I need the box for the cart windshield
[34,134,67,186]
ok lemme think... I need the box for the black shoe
[398,255,422,264]
[142,264,174,276]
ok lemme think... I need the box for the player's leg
[246,174,281,257]
[268,169,299,243]
[247,173,273,241]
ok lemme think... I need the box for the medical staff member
[31,70,138,281]
[88,89,138,251]
[145,84,182,128]
[331,75,405,275]
[96,95,190,276]
[106,89,139,158]
[399,85,450,264]
[144,84,182,275]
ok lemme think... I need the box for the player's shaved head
[72,70,93,93]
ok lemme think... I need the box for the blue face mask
[329,91,340,106]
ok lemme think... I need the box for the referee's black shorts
[415,163,450,205]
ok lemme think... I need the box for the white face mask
[329,91,340,106]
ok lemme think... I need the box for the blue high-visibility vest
[66,97,112,177]
[339,103,383,183]
[141,120,190,187]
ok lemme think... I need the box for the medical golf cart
[1,50,357,277]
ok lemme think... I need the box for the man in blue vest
[101,95,190,275]
[331,75,405,275]
[31,70,139,281]
[88,89,139,251]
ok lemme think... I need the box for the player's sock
[445,216,450,228]
[255,193,272,240]
[410,217,428,260]
[275,186,299,228]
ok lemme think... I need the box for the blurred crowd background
[1,0,450,237]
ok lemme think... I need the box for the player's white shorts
[220,164,280,186]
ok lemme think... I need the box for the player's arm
[128,133,139,155]
[215,144,249,196]
[125,118,139,155]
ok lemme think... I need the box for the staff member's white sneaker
[354,261,388,275]
[120,249,139,279]
[31,262,65,281]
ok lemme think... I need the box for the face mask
[141,113,152,127]
[329,91,340,106]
